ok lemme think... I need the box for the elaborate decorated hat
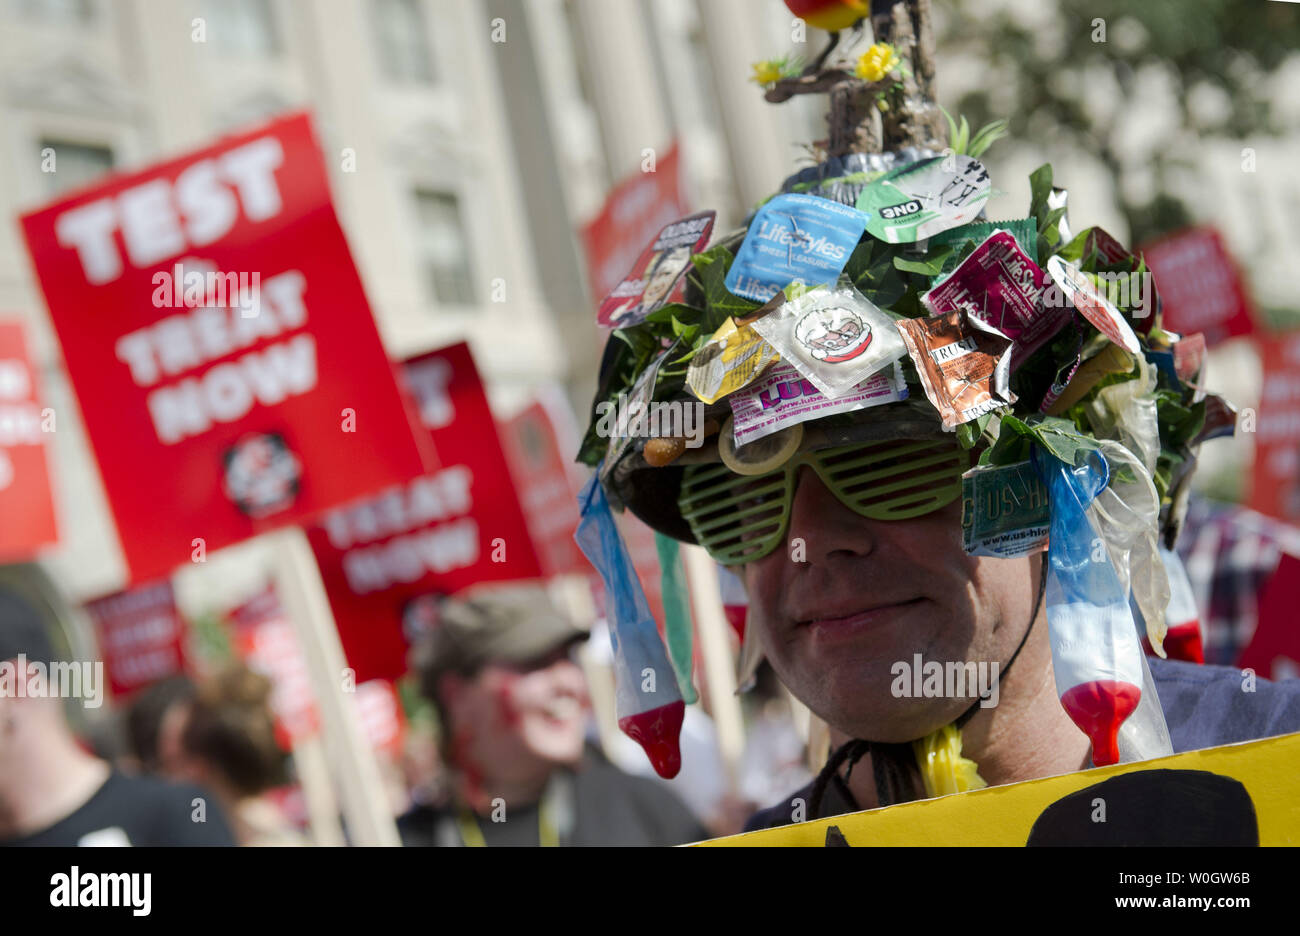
[576,0,1237,797]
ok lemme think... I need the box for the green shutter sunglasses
[678,437,972,566]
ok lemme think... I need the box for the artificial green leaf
[1029,163,1054,219]
[893,245,956,276]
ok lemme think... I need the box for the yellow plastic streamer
[913,723,988,798]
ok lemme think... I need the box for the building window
[39,139,113,197]
[202,0,280,56]
[372,0,435,84]
[17,0,93,24]
[414,191,475,306]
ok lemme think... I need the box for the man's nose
[785,464,879,563]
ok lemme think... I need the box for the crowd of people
[0,577,811,847]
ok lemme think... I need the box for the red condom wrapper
[576,471,685,778]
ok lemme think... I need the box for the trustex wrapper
[896,308,1016,429]
[923,230,1069,372]
[729,360,908,447]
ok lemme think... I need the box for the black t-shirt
[1,771,236,847]
[397,755,706,847]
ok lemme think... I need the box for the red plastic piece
[619,700,686,779]
[1060,679,1142,767]
[1142,621,1204,665]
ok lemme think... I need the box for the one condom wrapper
[855,155,992,244]
[596,211,715,328]
[896,307,1017,429]
[924,230,1069,373]
[729,359,908,447]
[961,460,1050,558]
[749,285,906,400]
[724,194,867,303]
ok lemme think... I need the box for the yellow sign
[698,731,1300,846]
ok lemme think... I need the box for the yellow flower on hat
[751,59,787,86]
[856,43,900,83]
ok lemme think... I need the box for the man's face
[742,463,1040,743]
[445,648,590,777]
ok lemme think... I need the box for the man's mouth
[539,697,582,724]
[796,598,927,638]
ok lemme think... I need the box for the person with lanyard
[575,0,1300,841]
[397,585,704,847]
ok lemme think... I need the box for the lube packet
[686,318,779,405]
[924,230,1069,373]
[749,284,906,400]
[596,211,715,328]
[1046,256,1141,355]
[896,307,1016,429]
[724,194,867,303]
[729,360,908,447]
[855,155,992,244]
[961,460,1050,558]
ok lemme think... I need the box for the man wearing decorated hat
[575,0,1300,833]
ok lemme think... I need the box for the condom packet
[749,284,906,400]
[960,459,1050,558]
[855,155,992,243]
[928,218,1039,284]
[1043,343,1135,417]
[685,317,779,405]
[724,194,867,303]
[924,230,1070,372]
[728,359,908,447]
[1045,256,1142,355]
[595,211,715,328]
[896,307,1017,429]
[600,340,675,482]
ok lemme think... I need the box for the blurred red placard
[19,112,428,583]
[0,321,58,561]
[1239,552,1300,680]
[229,585,319,747]
[1139,227,1254,347]
[306,342,543,683]
[580,141,687,305]
[1251,332,1300,523]
[498,399,588,578]
[230,585,407,751]
[85,580,190,699]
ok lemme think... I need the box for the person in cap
[577,0,1300,834]
[398,584,704,846]
[0,573,235,846]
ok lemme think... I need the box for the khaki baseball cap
[413,585,588,690]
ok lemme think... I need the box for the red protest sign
[1250,332,1300,523]
[229,584,319,748]
[1139,227,1255,346]
[307,342,543,683]
[498,400,589,578]
[1239,552,1300,680]
[19,112,428,583]
[0,321,58,561]
[84,581,190,699]
[580,141,688,305]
